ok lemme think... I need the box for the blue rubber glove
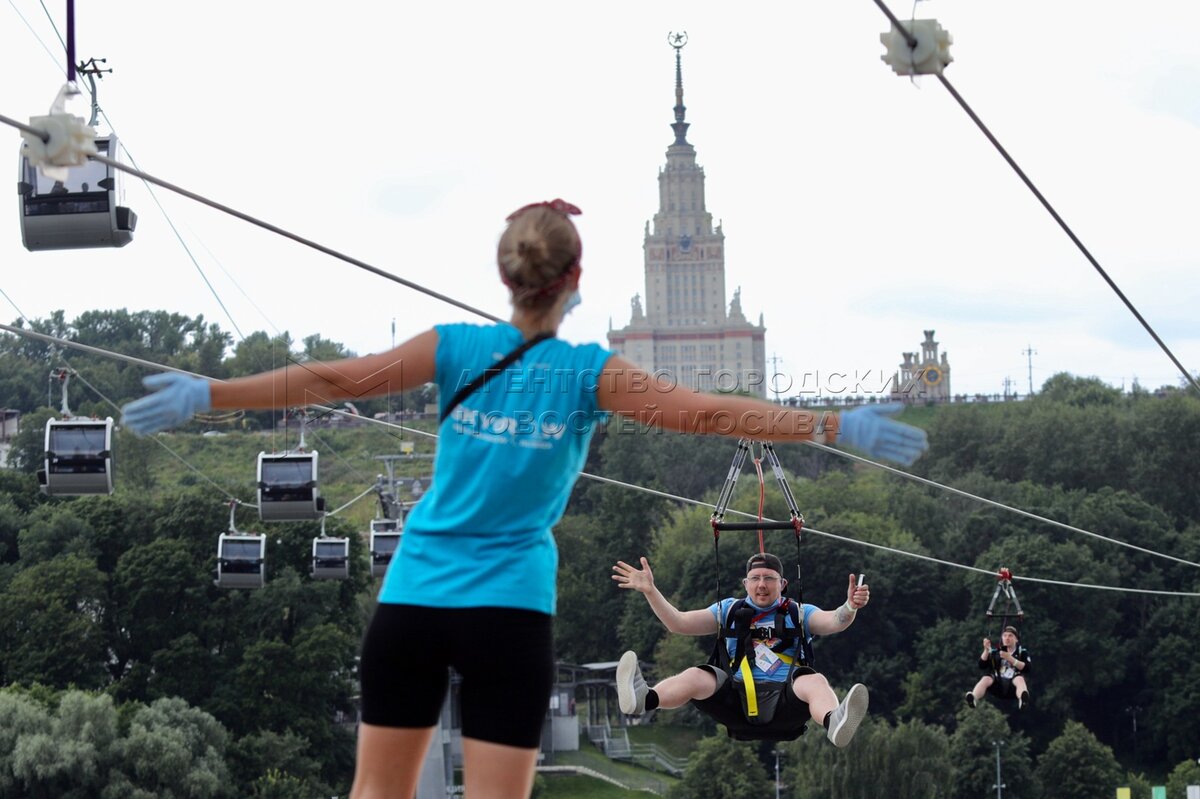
[121,373,212,435]
[838,404,928,466]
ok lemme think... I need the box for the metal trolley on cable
[216,502,266,589]
[38,368,115,496]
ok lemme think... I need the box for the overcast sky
[3,1,1198,398]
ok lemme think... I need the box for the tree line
[3,309,1200,795]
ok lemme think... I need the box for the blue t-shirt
[379,322,612,615]
[708,597,816,684]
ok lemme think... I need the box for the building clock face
[922,366,943,386]
[679,234,692,252]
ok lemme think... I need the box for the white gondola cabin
[369,518,402,578]
[18,135,137,251]
[216,533,266,589]
[257,451,324,521]
[38,417,114,496]
[311,537,350,580]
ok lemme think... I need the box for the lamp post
[1125,705,1142,769]
[992,739,1006,799]
[773,747,784,799]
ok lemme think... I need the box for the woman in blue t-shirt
[122,200,927,798]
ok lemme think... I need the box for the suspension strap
[753,445,766,553]
[985,566,1025,638]
[710,439,815,674]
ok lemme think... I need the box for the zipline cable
[0,320,215,379]
[0,318,389,502]
[319,408,1200,597]
[64,365,243,503]
[7,306,1198,575]
[0,112,498,322]
[871,0,1200,395]
[803,439,1200,569]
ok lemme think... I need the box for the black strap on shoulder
[439,332,553,424]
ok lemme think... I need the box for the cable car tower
[38,367,114,496]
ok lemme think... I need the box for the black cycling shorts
[359,603,554,748]
[987,676,1020,700]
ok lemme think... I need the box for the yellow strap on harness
[739,657,759,717]
[736,648,798,718]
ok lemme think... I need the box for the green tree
[8,690,118,799]
[669,734,772,799]
[0,554,108,688]
[227,730,331,798]
[6,407,55,474]
[1166,758,1200,799]
[785,718,953,799]
[1034,720,1122,799]
[0,690,52,799]
[103,697,230,799]
[949,705,1038,798]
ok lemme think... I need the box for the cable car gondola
[18,135,136,251]
[311,536,350,580]
[369,518,402,579]
[39,416,115,496]
[257,451,324,521]
[216,532,266,589]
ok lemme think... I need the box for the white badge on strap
[753,642,783,675]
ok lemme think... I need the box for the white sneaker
[827,684,869,747]
[616,651,648,715]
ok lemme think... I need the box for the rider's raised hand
[612,557,655,594]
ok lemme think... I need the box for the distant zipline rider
[965,568,1032,709]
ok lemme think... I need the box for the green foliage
[4,309,1200,791]
[950,705,1039,798]
[669,734,772,799]
[784,717,953,799]
[104,697,230,799]
[1166,758,1200,799]
[1034,720,1122,799]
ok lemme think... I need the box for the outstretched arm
[598,356,834,443]
[612,557,717,636]
[596,356,927,465]
[210,329,439,410]
[808,574,870,636]
[122,330,438,434]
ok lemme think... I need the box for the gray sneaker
[827,684,869,747]
[965,692,976,709]
[616,651,648,715]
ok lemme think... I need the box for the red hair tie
[506,198,582,221]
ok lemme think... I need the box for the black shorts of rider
[987,677,1021,700]
[359,603,554,748]
[690,664,815,736]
